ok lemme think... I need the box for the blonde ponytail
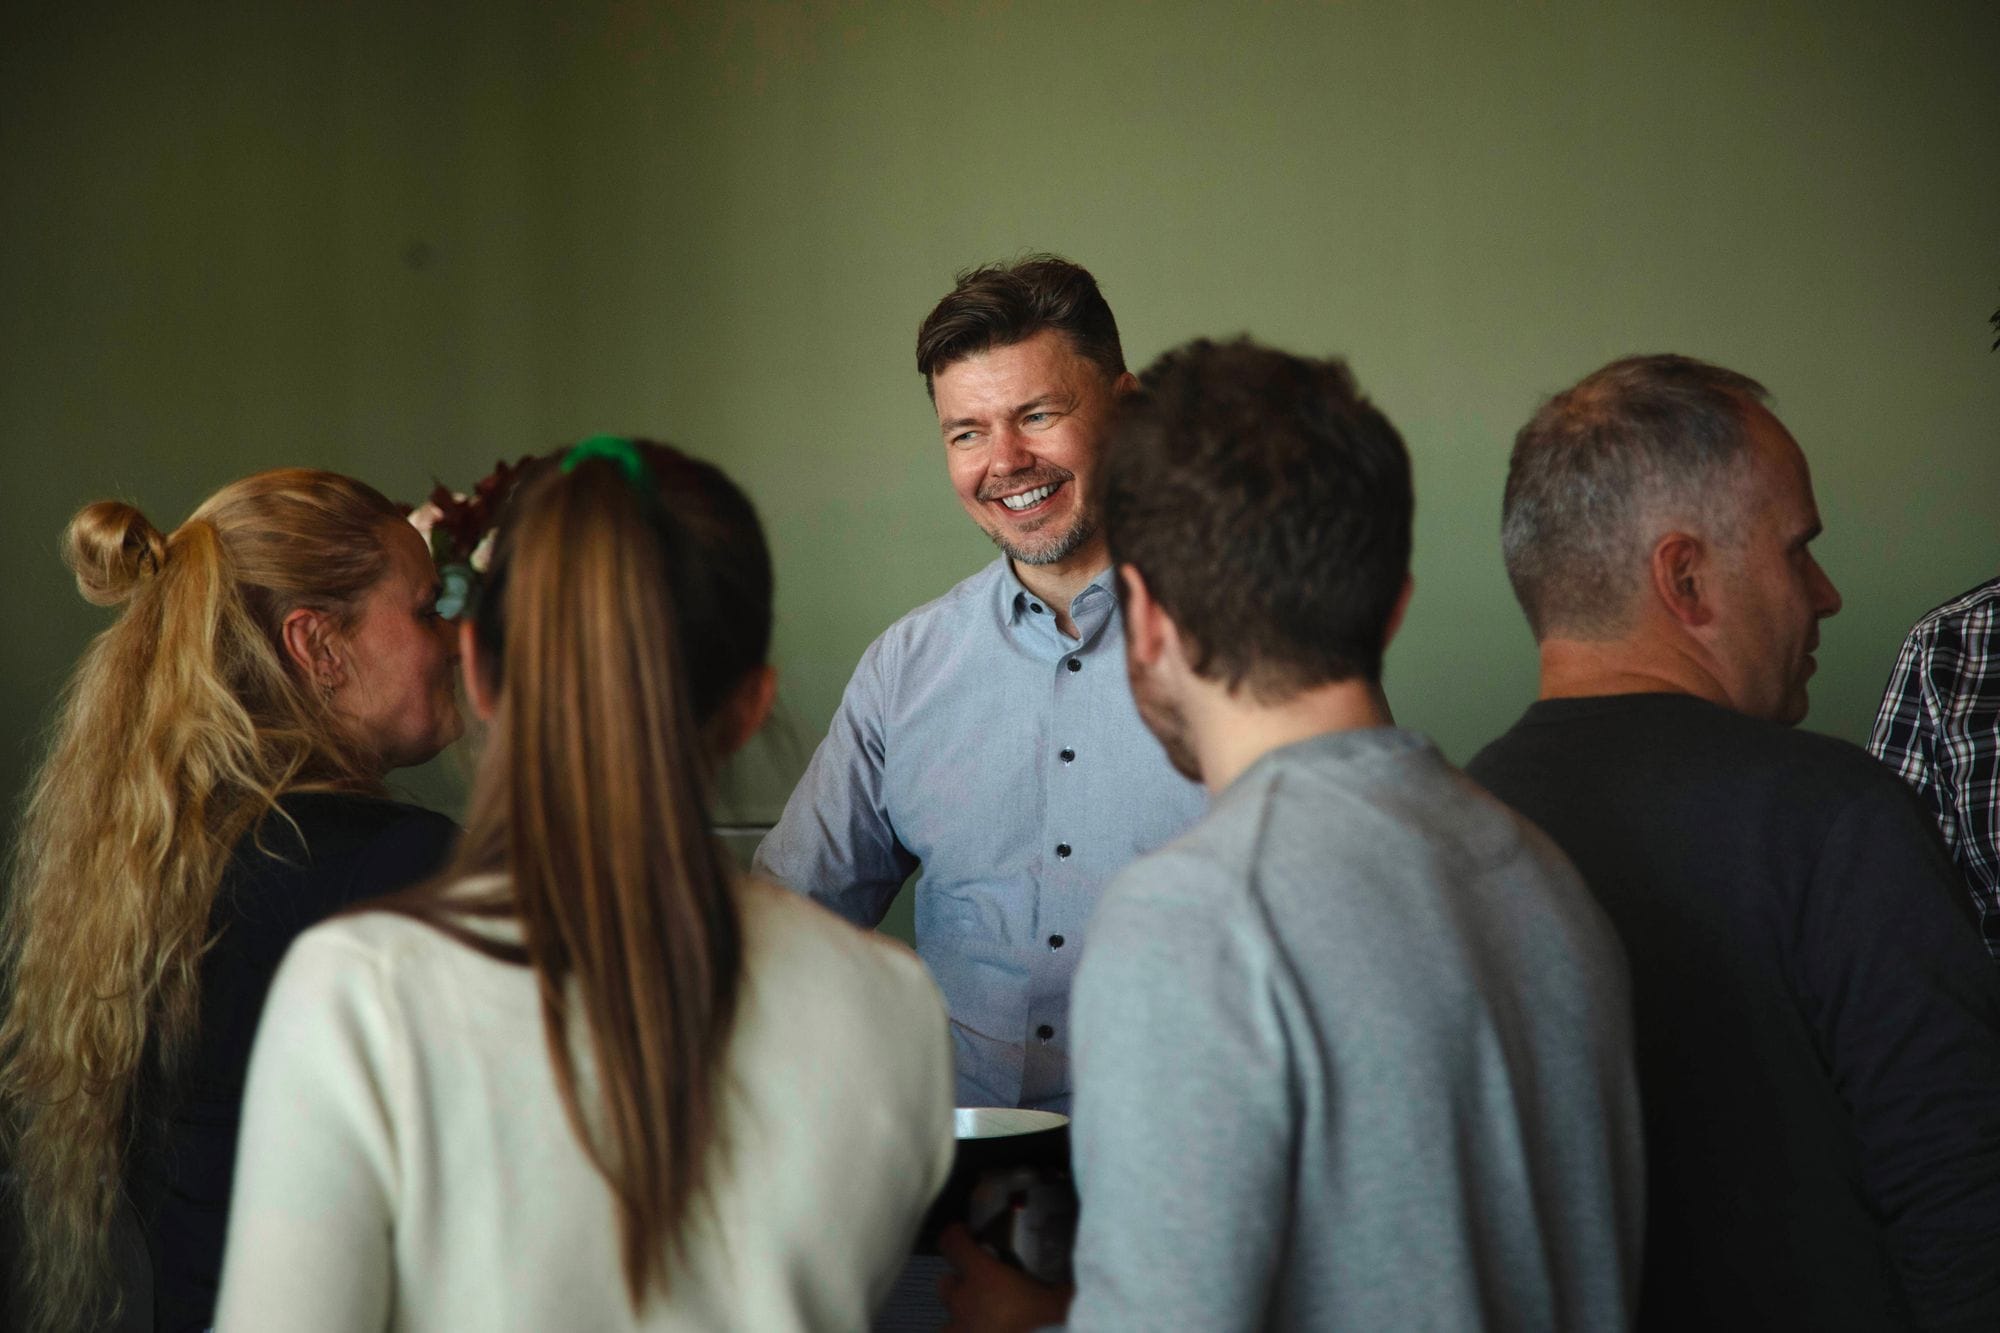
[64,501,168,606]
[1,469,404,1331]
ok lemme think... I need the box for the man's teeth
[1001,483,1057,511]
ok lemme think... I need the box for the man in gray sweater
[941,339,1644,1330]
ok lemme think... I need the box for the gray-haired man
[1469,353,2000,1331]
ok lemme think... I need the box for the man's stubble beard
[1127,654,1202,783]
[974,465,1094,567]
[982,504,1098,568]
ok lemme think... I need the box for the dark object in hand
[916,1108,1076,1285]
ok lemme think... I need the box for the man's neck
[1189,678,1396,794]
[1010,537,1110,639]
[1536,635,1728,708]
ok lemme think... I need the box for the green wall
[5,2,1997,874]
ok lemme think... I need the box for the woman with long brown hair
[215,439,953,1330]
[1,469,465,1332]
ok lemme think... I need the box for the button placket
[1028,621,1094,1103]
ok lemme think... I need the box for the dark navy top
[126,792,457,1333]
[1471,694,2000,1333]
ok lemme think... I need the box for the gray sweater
[1065,729,1642,1331]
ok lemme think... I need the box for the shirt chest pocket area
[885,726,1045,946]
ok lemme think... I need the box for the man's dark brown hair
[1102,338,1413,697]
[915,254,1126,397]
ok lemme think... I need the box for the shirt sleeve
[1798,782,2000,1332]
[213,931,400,1333]
[1868,625,1956,855]
[753,637,917,927]
[1063,868,1293,1333]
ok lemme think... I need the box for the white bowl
[953,1107,1069,1140]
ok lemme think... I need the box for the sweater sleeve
[1063,866,1293,1333]
[1798,781,2000,1332]
[213,928,401,1333]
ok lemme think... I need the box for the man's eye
[1024,412,1052,425]
[950,431,978,446]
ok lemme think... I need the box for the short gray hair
[1501,354,1769,640]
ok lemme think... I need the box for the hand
[937,1223,1075,1332]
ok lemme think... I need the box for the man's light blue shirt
[753,557,1205,1111]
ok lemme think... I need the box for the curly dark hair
[1101,338,1413,698]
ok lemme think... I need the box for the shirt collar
[999,560,1115,621]
[996,560,1120,648]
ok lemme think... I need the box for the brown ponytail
[386,441,773,1309]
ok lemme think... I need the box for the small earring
[318,678,335,706]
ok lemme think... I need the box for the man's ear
[1110,370,1140,399]
[716,664,778,759]
[459,618,498,721]
[1118,564,1170,668]
[1649,532,1713,628]
[1382,574,1415,652]
[281,607,343,693]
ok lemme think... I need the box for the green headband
[561,435,654,492]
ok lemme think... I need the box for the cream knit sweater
[216,875,954,1331]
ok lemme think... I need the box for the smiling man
[754,255,1203,1111]
[1468,354,2000,1331]
[942,339,1642,1333]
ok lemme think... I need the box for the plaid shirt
[1868,576,2000,957]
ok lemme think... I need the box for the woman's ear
[459,618,498,721]
[716,664,778,759]
[281,607,342,695]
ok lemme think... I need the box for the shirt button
[1048,934,1065,949]
[1059,748,1075,763]
[1056,843,1071,859]
[1066,657,1081,673]
[1030,602,1044,614]
[1036,1024,1055,1042]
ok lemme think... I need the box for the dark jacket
[126,792,458,1333]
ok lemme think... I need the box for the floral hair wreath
[403,457,533,619]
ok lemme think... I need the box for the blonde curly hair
[1,468,403,1331]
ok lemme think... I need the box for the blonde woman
[216,440,953,1331]
[1,470,464,1332]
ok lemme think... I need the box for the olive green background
[4,2,1996,905]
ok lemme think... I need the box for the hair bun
[65,501,169,606]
